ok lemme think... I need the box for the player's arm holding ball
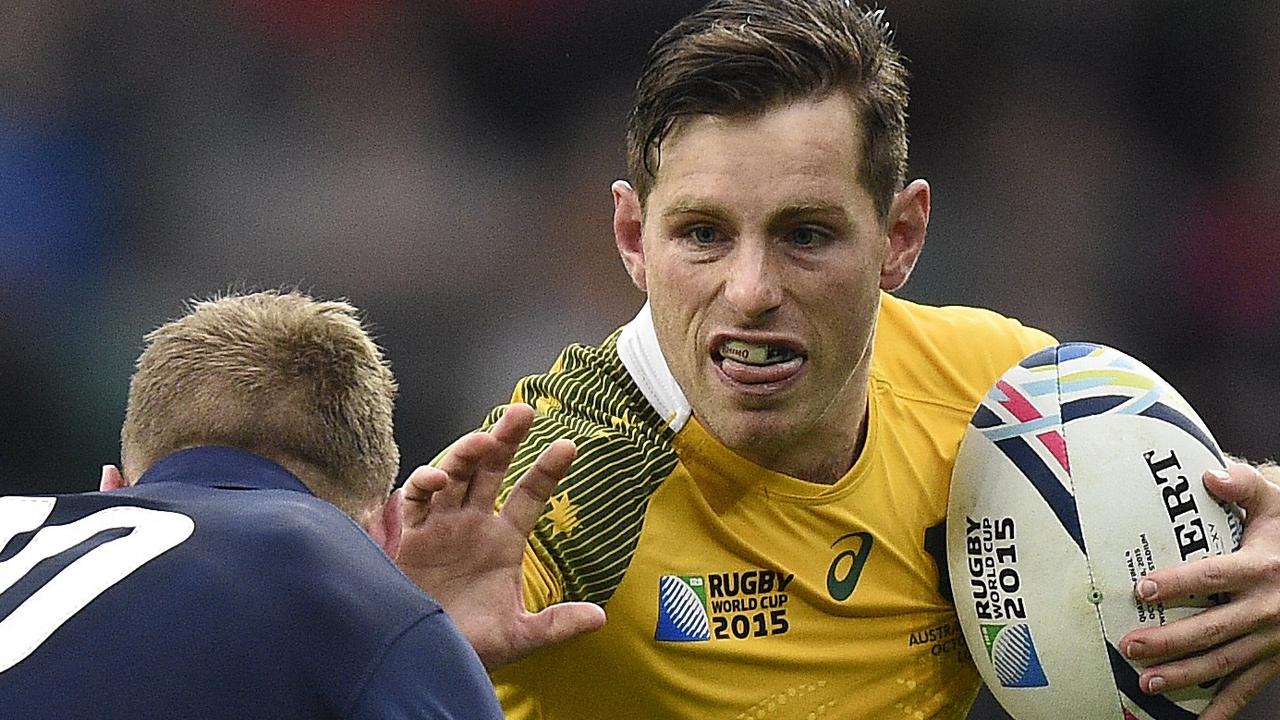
[1122,460,1280,719]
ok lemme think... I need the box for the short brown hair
[627,0,910,219]
[121,291,399,518]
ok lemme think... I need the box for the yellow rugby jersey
[479,293,1055,719]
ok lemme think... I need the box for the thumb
[535,601,607,643]
[497,603,605,669]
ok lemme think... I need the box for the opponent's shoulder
[202,487,361,548]
[179,488,414,600]
[212,494,452,714]
[873,294,1057,413]
[348,612,499,720]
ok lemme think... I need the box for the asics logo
[827,531,874,601]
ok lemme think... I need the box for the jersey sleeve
[469,337,680,610]
[519,542,562,610]
[874,295,1061,413]
[346,611,502,720]
[490,398,672,610]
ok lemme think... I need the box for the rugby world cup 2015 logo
[655,575,710,642]
[981,623,1049,688]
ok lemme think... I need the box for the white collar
[616,302,692,432]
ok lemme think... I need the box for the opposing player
[405,2,1280,718]
[0,291,518,718]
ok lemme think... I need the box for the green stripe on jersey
[489,330,678,606]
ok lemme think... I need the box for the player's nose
[722,242,783,319]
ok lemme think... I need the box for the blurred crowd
[2,1,1277,718]
[5,0,1277,493]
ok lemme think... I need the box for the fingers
[487,403,535,447]
[1132,553,1245,610]
[1199,654,1280,720]
[430,434,490,510]
[501,439,577,536]
[1132,625,1273,693]
[1122,460,1280,712]
[401,465,449,528]
[430,404,537,512]
[1126,599,1262,662]
[465,404,536,508]
[1129,465,1280,610]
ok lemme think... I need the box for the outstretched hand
[396,403,606,669]
[1120,461,1280,719]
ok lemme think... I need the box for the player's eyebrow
[659,200,853,225]
[768,202,852,226]
[660,198,734,220]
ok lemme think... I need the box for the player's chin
[710,408,799,449]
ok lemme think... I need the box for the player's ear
[880,179,930,292]
[613,180,647,291]
[100,465,128,492]
[361,489,404,560]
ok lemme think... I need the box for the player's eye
[688,226,720,245]
[788,227,827,247]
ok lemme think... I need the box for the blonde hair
[121,290,399,518]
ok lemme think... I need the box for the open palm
[396,403,606,668]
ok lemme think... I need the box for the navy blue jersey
[0,447,501,719]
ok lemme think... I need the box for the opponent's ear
[100,465,128,492]
[361,489,404,560]
[613,180,647,291]
[880,179,930,291]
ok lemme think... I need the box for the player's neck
[733,384,872,486]
[780,403,869,486]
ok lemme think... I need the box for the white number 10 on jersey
[0,496,195,673]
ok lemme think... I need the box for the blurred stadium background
[1,2,1276,717]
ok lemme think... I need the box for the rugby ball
[947,342,1243,720]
